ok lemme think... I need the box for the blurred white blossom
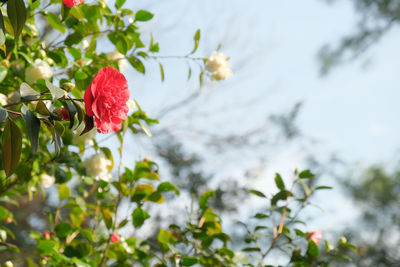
[4,261,13,267]
[41,174,55,188]
[0,93,7,106]
[25,59,53,84]
[85,153,112,182]
[205,51,233,81]
[127,99,136,113]
[107,51,127,72]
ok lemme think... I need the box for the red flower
[84,67,130,134]
[63,0,83,8]
[111,233,119,243]
[306,231,322,245]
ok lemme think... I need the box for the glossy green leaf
[299,169,315,179]
[61,100,77,129]
[21,105,40,156]
[182,257,198,266]
[249,189,266,198]
[0,108,8,122]
[2,119,22,177]
[7,0,27,39]
[128,56,145,74]
[115,0,126,9]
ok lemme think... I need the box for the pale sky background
[98,0,400,242]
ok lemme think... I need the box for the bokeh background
[6,0,400,265]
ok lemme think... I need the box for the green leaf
[60,100,77,129]
[275,173,285,190]
[157,182,179,195]
[21,105,40,156]
[74,70,88,80]
[271,190,292,206]
[0,30,5,47]
[55,222,73,239]
[58,183,70,201]
[307,240,319,258]
[249,189,266,198]
[128,56,145,74]
[7,0,27,39]
[299,170,315,179]
[2,119,22,177]
[45,12,65,34]
[46,80,65,102]
[0,108,8,122]
[132,208,150,228]
[159,62,165,82]
[37,240,58,255]
[115,0,126,9]
[20,83,40,101]
[61,3,71,21]
[315,186,332,190]
[182,257,198,266]
[101,208,113,229]
[199,191,215,210]
[80,115,94,135]
[135,10,154,22]
[190,29,200,54]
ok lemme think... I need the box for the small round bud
[111,233,119,243]
[61,82,75,92]
[339,236,347,244]
[5,217,12,224]
[43,230,51,240]
[77,59,85,66]
[4,261,13,267]
[38,50,47,58]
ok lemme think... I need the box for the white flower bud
[128,17,134,24]
[0,230,6,242]
[4,261,13,267]
[205,51,233,81]
[126,99,136,113]
[85,153,112,182]
[25,59,53,84]
[82,39,90,49]
[41,174,55,188]
[0,93,8,106]
[107,51,127,72]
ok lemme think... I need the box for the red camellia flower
[111,233,119,243]
[63,0,83,8]
[306,231,322,245]
[84,67,130,134]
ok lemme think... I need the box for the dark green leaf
[307,240,319,258]
[299,170,315,179]
[0,108,7,122]
[55,222,73,239]
[182,257,198,266]
[7,0,26,39]
[80,115,94,135]
[2,119,22,177]
[275,173,285,190]
[135,10,154,22]
[271,190,292,206]
[249,189,266,198]
[61,3,71,21]
[21,105,40,156]
[315,186,332,190]
[132,208,150,228]
[61,100,77,129]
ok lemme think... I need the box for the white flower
[127,99,136,113]
[85,153,112,182]
[128,17,134,24]
[82,39,89,49]
[107,51,127,72]
[41,174,55,188]
[4,261,14,267]
[205,51,233,81]
[25,59,53,84]
[0,93,7,106]
[72,123,96,146]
